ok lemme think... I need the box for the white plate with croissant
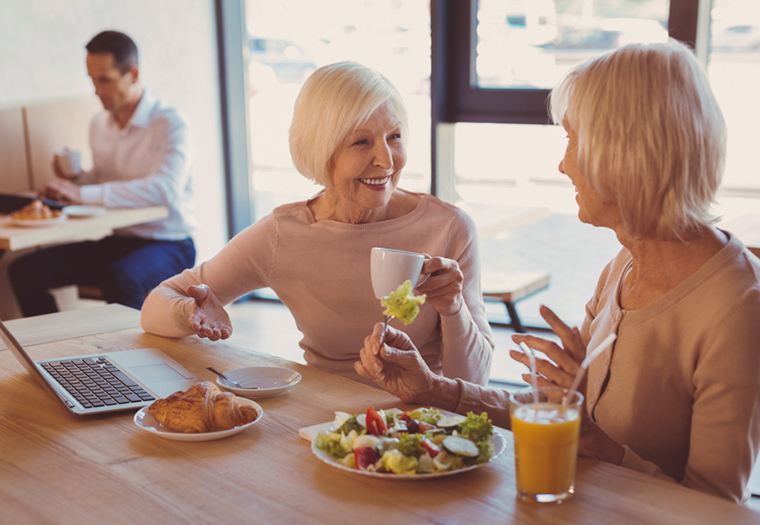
[7,200,67,226]
[133,381,263,441]
[8,214,68,227]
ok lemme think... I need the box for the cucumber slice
[356,413,366,428]
[442,435,479,457]
[436,415,467,429]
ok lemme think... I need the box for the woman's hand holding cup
[416,256,464,317]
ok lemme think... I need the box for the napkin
[298,421,334,442]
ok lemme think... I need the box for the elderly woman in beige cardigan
[355,40,760,503]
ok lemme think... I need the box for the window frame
[432,0,702,126]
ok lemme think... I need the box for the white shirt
[77,90,195,241]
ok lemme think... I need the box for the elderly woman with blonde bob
[141,61,494,386]
[355,40,760,502]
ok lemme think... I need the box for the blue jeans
[9,236,195,317]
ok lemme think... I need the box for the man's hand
[51,158,82,180]
[39,180,83,203]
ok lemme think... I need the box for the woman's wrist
[427,376,461,412]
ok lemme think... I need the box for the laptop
[0,193,66,214]
[0,318,199,416]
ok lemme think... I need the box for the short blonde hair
[289,61,408,186]
[549,39,726,239]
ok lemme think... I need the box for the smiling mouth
[359,177,390,186]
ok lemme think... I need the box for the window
[708,0,760,199]
[244,0,431,225]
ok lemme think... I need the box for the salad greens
[314,407,495,475]
[381,280,426,325]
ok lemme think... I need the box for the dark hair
[85,30,138,74]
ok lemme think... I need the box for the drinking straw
[518,342,540,405]
[563,333,617,405]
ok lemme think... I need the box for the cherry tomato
[421,438,441,457]
[365,406,387,436]
[354,447,380,470]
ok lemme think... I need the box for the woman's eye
[352,139,368,146]
[389,133,402,141]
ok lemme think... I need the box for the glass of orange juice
[509,386,583,504]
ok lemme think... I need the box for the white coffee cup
[54,148,81,177]
[370,247,430,299]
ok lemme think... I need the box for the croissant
[10,200,60,220]
[148,381,257,433]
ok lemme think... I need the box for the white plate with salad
[310,407,506,479]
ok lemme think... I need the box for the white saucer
[216,366,302,399]
[62,205,107,217]
[133,397,263,441]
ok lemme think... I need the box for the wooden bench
[482,270,551,333]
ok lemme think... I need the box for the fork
[379,314,394,346]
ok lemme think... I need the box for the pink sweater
[456,232,760,502]
[142,191,494,386]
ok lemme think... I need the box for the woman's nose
[373,142,393,169]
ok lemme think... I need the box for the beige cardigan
[457,232,760,502]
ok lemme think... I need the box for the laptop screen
[0,318,69,400]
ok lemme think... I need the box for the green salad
[314,407,494,475]
[381,280,426,325]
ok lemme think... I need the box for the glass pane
[476,0,669,89]
[708,0,760,195]
[453,122,621,318]
[245,0,431,223]
[453,123,621,384]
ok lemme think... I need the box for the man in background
[9,30,196,316]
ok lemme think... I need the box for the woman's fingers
[511,334,581,376]
[521,372,563,389]
[539,305,586,362]
[362,334,385,376]
[510,349,576,387]
[354,360,372,379]
[187,284,209,306]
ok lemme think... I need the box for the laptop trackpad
[129,363,189,383]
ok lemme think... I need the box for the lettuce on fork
[381,280,426,325]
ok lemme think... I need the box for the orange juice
[511,403,581,502]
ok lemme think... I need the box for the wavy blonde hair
[549,39,726,239]
[289,61,408,186]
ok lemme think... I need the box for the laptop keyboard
[41,356,155,409]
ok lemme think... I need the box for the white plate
[7,214,67,227]
[62,205,106,217]
[133,397,263,441]
[215,366,302,399]
[311,430,506,480]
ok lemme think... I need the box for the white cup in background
[54,148,81,177]
[370,247,430,299]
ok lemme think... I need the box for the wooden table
[1,305,758,524]
[0,206,169,251]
